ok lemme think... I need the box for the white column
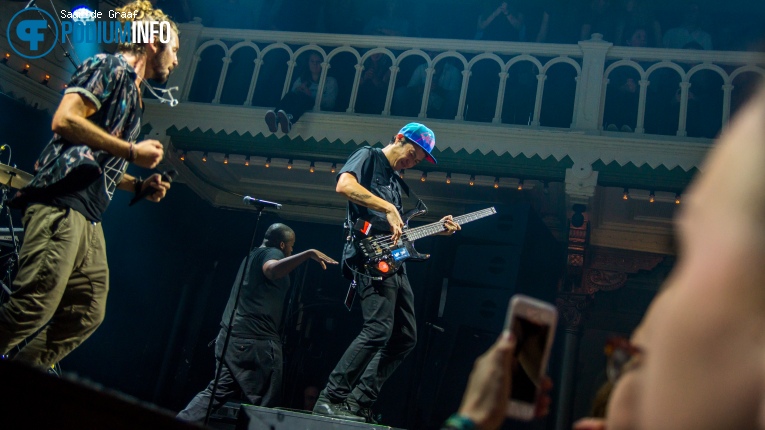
[244,58,263,106]
[531,73,547,127]
[493,71,509,124]
[571,34,612,130]
[212,56,231,104]
[635,79,649,134]
[382,65,399,116]
[419,65,435,118]
[676,81,690,137]
[347,63,363,113]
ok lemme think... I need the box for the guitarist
[313,123,461,423]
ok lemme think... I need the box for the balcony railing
[169,22,764,140]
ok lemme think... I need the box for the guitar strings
[368,209,496,248]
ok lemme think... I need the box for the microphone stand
[203,205,267,426]
[23,0,81,69]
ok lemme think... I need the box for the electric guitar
[351,207,497,279]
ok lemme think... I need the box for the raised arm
[51,93,164,169]
[263,249,337,281]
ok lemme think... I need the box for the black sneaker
[276,110,292,133]
[313,397,365,422]
[265,110,277,133]
[355,407,381,424]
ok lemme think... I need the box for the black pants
[275,91,314,123]
[323,270,417,408]
[177,328,283,422]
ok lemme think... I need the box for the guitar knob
[377,261,390,273]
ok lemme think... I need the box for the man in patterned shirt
[0,0,179,368]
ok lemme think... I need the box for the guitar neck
[404,207,497,241]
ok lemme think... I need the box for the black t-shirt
[337,147,407,274]
[221,246,289,340]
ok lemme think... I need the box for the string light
[223,154,229,164]
[21,64,30,75]
[469,175,475,186]
[287,159,293,170]
[675,193,681,204]
[179,151,186,161]
[309,161,315,173]
[517,179,524,191]
[446,172,451,184]
[420,171,427,182]
[1,53,9,64]
[330,163,336,173]
[400,170,405,178]
[202,152,208,162]
[265,157,271,168]
[494,177,499,189]
[244,156,250,166]
[649,191,655,203]
[41,74,50,85]
[623,188,629,200]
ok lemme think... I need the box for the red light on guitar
[377,261,390,273]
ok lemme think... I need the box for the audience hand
[573,417,607,430]
[457,331,515,430]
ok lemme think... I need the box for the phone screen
[509,315,551,403]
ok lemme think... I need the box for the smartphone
[504,294,557,420]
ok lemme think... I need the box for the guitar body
[350,207,496,280]
[355,208,429,278]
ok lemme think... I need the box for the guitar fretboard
[403,207,497,241]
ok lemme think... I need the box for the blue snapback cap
[398,122,436,164]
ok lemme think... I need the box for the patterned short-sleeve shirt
[18,53,142,222]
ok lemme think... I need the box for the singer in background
[313,123,460,424]
[177,223,337,421]
[0,0,178,368]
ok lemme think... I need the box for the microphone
[129,170,176,206]
[243,196,282,209]
[425,322,445,333]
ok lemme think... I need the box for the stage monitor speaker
[459,203,530,245]
[209,401,241,430]
[0,360,203,430]
[236,405,403,430]
[422,325,497,428]
[440,282,514,333]
[450,244,523,289]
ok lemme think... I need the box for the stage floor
[238,405,404,430]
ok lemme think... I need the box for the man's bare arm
[337,172,397,214]
[336,172,404,242]
[51,93,163,168]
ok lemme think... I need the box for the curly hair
[114,0,179,55]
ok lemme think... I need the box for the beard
[149,43,171,83]
[150,57,170,84]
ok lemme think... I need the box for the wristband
[443,414,476,430]
[127,142,136,162]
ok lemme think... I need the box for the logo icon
[7,8,59,60]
